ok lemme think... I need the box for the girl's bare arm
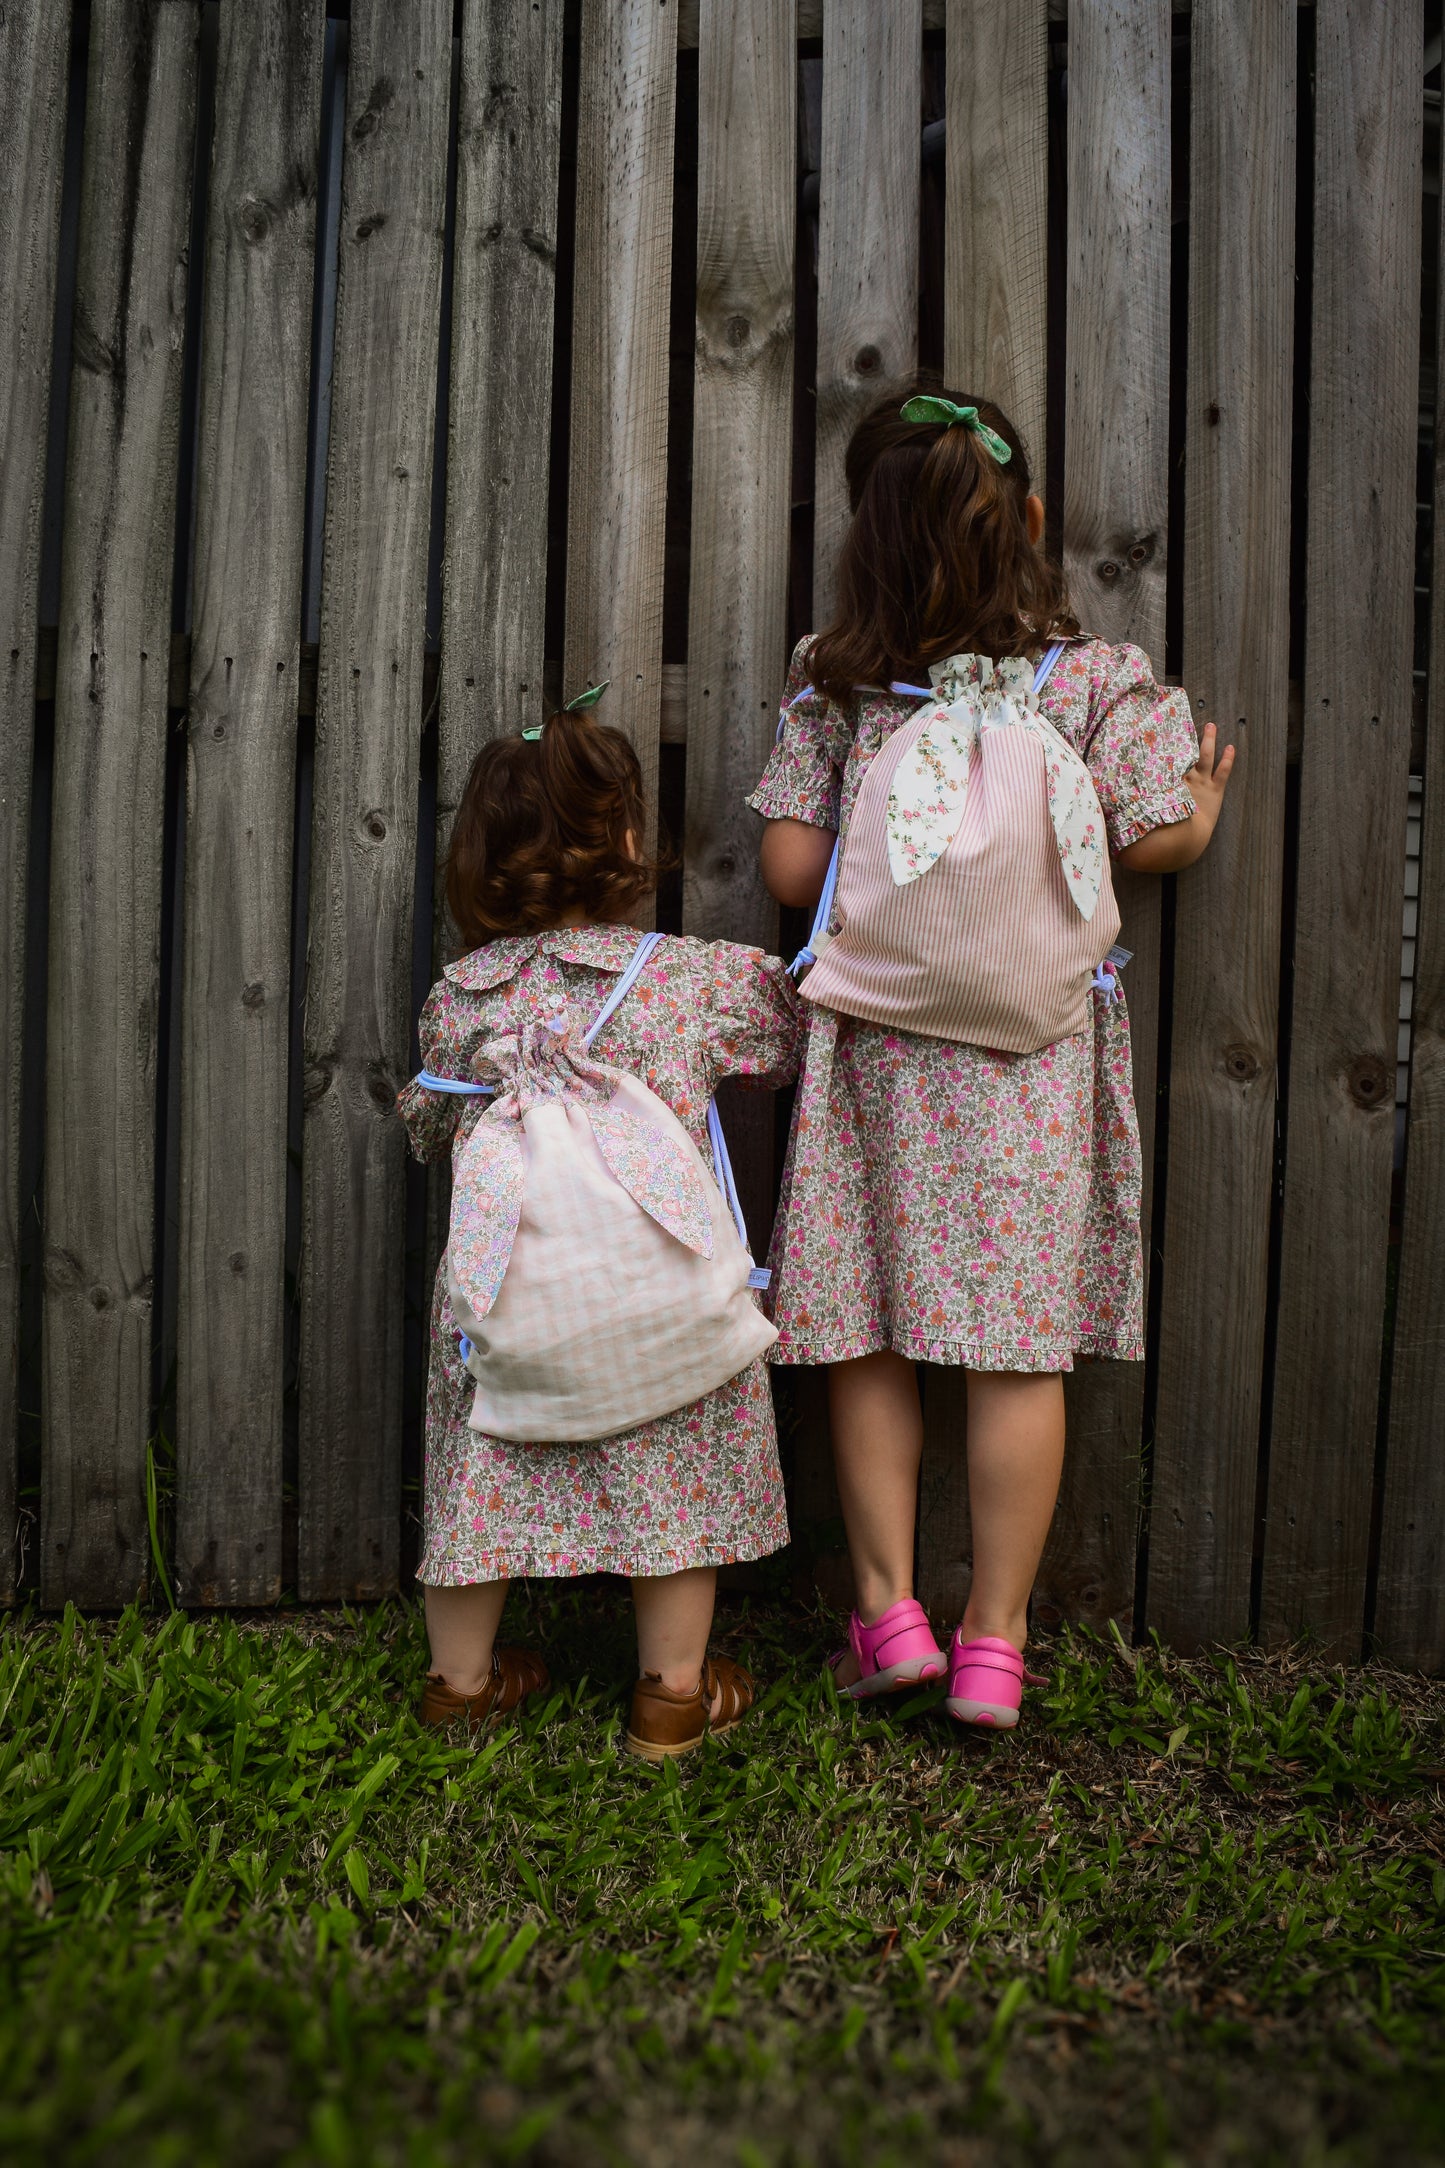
[1113,721,1235,874]
[760,818,837,908]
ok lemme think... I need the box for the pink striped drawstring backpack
[793,643,1128,1055]
[412,932,775,1442]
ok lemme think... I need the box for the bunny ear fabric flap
[587,1105,715,1259]
[563,680,610,712]
[448,1120,528,1320]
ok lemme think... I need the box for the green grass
[1,1591,1442,2167]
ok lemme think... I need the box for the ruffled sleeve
[745,637,845,830]
[698,941,804,1095]
[396,979,467,1165]
[1084,642,1199,854]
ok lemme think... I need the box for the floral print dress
[397,926,801,1585]
[747,636,1199,1374]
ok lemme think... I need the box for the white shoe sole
[945,1696,1019,1728]
[843,1657,946,1700]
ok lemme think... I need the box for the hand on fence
[1114,721,1235,875]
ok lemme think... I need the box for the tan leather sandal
[624,1654,755,1761]
[419,1646,549,1730]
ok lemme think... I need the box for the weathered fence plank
[942,0,1047,465]
[175,1,323,1606]
[563,0,677,801]
[42,0,197,1609]
[1037,0,1169,1634]
[440,0,563,804]
[1256,4,1421,1656]
[812,0,921,625]
[1260,1,1420,1657]
[684,0,795,1240]
[1377,167,1445,1668]
[1147,0,1294,1652]
[0,2,70,1602]
[298,0,452,1600]
[918,0,1050,1624]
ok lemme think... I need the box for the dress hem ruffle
[767,1327,1144,1372]
[414,1524,791,1587]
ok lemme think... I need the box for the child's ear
[1025,493,1045,546]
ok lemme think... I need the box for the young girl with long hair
[399,707,800,1757]
[749,385,1232,1727]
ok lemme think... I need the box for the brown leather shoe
[624,1654,755,1761]
[419,1646,549,1730]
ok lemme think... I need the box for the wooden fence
[2,0,1441,1669]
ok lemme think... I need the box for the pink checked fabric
[801,652,1123,1054]
[446,1004,776,1444]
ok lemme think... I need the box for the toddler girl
[749,385,1232,1727]
[399,707,800,1757]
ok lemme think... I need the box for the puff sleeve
[1084,642,1199,854]
[396,980,467,1165]
[746,638,846,831]
[699,941,804,1096]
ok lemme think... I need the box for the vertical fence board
[563,0,677,797]
[943,0,1047,463]
[0,2,70,1601]
[1261,1,1420,1657]
[1147,0,1293,1651]
[1035,0,1169,1633]
[684,0,795,1237]
[42,0,197,1608]
[440,0,563,797]
[175,1,323,1606]
[1377,140,1445,1668]
[919,0,1049,1624]
[813,0,921,625]
[298,0,453,1600]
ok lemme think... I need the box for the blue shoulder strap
[787,645,1069,976]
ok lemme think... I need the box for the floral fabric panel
[587,1099,714,1257]
[449,1117,527,1321]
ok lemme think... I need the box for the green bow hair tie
[522,679,610,738]
[899,395,1012,466]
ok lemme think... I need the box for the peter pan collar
[443,922,646,993]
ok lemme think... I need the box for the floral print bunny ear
[885,698,981,886]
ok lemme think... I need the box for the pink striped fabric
[800,712,1122,1055]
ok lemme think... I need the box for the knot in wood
[1222,1043,1261,1084]
[725,313,751,349]
[237,195,271,244]
[303,1062,334,1110]
[368,1069,396,1110]
[354,212,387,241]
[854,343,882,378]
[1346,1057,1390,1109]
[229,1251,247,1275]
[361,811,388,844]
[241,981,265,1010]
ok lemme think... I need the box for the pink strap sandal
[829,1597,946,1700]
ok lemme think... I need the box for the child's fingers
[1195,720,1219,777]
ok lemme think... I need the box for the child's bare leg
[424,1580,507,1696]
[828,1351,924,1681]
[631,1565,718,1696]
[961,1371,1065,1652]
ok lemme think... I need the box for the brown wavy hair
[445,708,660,945]
[806,380,1078,705]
